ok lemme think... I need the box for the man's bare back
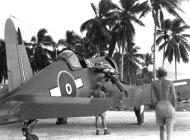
[151,78,176,108]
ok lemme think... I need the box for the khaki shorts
[155,100,175,125]
[156,114,175,126]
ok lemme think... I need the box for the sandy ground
[0,111,190,140]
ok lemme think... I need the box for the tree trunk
[175,56,177,80]
[120,46,124,82]
[153,23,157,80]
[162,46,165,68]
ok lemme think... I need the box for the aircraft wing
[0,95,112,124]
[173,79,190,100]
[117,79,190,109]
[109,83,152,108]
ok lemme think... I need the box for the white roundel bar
[58,71,77,97]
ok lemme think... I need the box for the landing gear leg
[56,117,67,125]
[22,119,38,140]
[134,105,144,125]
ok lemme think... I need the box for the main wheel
[26,134,38,140]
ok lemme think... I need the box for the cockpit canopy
[58,50,87,70]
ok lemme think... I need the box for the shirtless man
[90,82,111,135]
[151,67,177,140]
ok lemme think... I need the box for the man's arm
[170,83,177,108]
[150,83,156,107]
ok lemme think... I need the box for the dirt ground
[0,111,190,140]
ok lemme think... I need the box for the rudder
[4,18,33,92]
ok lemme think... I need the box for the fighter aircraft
[0,18,115,140]
[1,18,190,140]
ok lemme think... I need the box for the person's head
[156,67,167,79]
[96,82,103,88]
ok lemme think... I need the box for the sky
[0,0,190,80]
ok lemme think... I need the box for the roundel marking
[65,83,72,95]
[58,71,77,97]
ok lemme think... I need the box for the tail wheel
[58,71,77,97]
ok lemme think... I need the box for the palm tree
[140,53,154,84]
[108,0,146,82]
[0,39,7,83]
[28,28,54,73]
[80,37,100,58]
[56,30,87,56]
[140,0,185,79]
[162,18,190,80]
[142,53,153,68]
[123,43,144,85]
[64,31,83,51]
[156,18,172,67]
[80,0,118,56]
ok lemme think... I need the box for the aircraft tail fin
[4,18,33,92]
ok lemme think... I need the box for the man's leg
[160,125,166,140]
[95,116,99,135]
[100,113,111,135]
[101,113,107,129]
[165,118,174,140]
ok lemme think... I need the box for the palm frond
[139,0,151,18]
[99,0,119,16]
[181,34,190,38]
[130,15,145,26]
[91,3,98,16]
[165,7,185,23]
[156,35,164,45]
[80,19,93,32]
[165,40,174,63]
[158,41,168,51]
[179,42,189,63]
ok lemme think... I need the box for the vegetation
[0,0,190,85]
[107,0,147,82]
[157,18,190,80]
[139,0,185,79]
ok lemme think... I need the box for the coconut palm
[141,53,153,68]
[80,0,118,56]
[108,0,147,82]
[80,37,99,58]
[28,28,54,73]
[123,43,144,85]
[156,18,172,67]
[140,53,154,85]
[162,18,190,80]
[64,31,82,51]
[140,0,185,79]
